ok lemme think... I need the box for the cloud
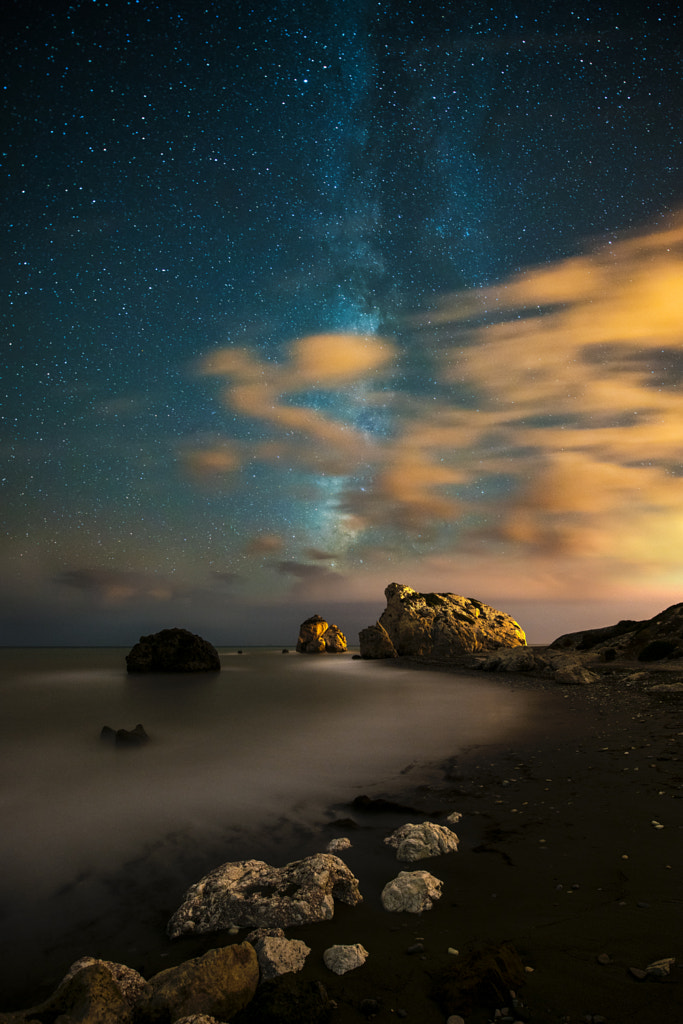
[246,534,286,555]
[55,568,176,604]
[185,214,683,607]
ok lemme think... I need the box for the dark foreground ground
[2,659,682,1023]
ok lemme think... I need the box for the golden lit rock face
[361,583,526,660]
[296,615,348,653]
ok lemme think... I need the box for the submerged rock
[136,944,258,1022]
[126,627,221,673]
[296,615,347,653]
[360,583,526,660]
[380,870,443,913]
[384,822,459,861]
[100,723,150,746]
[167,853,362,938]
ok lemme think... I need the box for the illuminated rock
[167,853,362,938]
[296,615,347,653]
[384,822,460,861]
[381,870,443,913]
[126,628,220,673]
[361,583,526,660]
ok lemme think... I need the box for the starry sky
[2,0,683,646]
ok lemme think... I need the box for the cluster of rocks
[1,821,465,1024]
[359,583,527,660]
[296,614,347,653]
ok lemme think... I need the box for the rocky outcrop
[322,944,368,975]
[360,583,526,660]
[167,853,362,938]
[380,870,443,913]
[479,647,600,685]
[550,602,683,663]
[135,944,258,1022]
[358,621,397,658]
[246,929,311,982]
[384,822,460,861]
[296,615,347,653]
[126,628,221,673]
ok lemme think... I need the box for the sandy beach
[2,658,681,1023]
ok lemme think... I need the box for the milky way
[2,1,682,644]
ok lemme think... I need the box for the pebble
[446,1017,465,1024]
[406,942,424,955]
[596,953,611,965]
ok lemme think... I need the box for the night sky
[2,0,683,646]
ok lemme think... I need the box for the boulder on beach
[296,615,347,653]
[322,943,369,975]
[0,962,135,1024]
[167,853,362,938]
[359,583,526,660]
[246,928,311,982]
[380,869,443,913]
[136,944,258,1022]
[384,822,460,861]
[550,602,683,663]
[126,627,221,673]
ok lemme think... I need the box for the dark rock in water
[0,962,134,1024]
[550,602,683,663]
[358,621,397,659]
[167,854,362,938]
[136,944,258,1023]
[281,648,289,654]
[101,723,150,747]
[126,627,221,673]
[296,615,347,654]
[431,942,526,1016]
[360,583,526,660]
[230,976,332,1024]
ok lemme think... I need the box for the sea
[0,646,547,1008]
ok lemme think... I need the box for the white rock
[446,811,462,824]
[380,870,443,913]
[384,822,459,861]
[323,943,369,975]
[246,930,311,981]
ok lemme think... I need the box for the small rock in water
[326,837,352,853]
[596,953,612,965]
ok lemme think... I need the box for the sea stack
[359,583,526,660]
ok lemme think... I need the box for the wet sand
[2,662,682,1022]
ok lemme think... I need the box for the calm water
[0,647,542,1004]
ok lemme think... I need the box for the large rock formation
[550,602,683,663]
[296,615,347,653]
[360,583,526,660]
[167,853,362,938]
[126,628,221,673]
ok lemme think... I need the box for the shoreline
[2,660,682,1022]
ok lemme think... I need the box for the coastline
[2,659,681,1022]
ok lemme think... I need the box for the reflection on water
[0,647,543,1001]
